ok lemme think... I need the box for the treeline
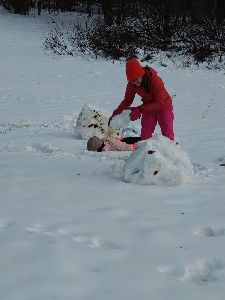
[1,0,225,65]
[1,0,225,23]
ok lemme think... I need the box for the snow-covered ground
[1,8,225,300]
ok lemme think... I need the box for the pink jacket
[102,137,137,151]
[113,67,172,116]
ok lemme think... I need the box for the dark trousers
[121,137,141,144]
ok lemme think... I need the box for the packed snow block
[111,110,140,137]
[123,134,194,185]
[74,104,122,139]
[110,110,131,129]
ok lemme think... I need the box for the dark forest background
[1,1,225,22]
[1,1,225,64]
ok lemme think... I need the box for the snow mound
[182,258,224,283]
[158,258,225,284]
[123,134,194,185]
[110,110,130,129]
[74,104,122,139]
[193,227,225,237]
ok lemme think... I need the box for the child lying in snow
[87,136,141,152]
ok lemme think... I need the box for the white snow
[1,7,225,300]
[193,227,225,237]
[182,258,225,283]
[123,134,194,185]
[110,109,131,129]
[74,104,122,139]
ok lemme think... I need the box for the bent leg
[141,112,157,140]
[157,107,175,141]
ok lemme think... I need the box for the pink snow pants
[141,106,174,141]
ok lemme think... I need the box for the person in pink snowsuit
[109,58,174,141]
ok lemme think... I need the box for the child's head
[87,136,104,151]
[126,58,145,83]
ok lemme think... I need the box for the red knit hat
[126,59,145,81]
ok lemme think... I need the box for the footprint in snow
[193,226,225,237]
[158,258,225,284]
[181,258,225,283]
[0,219,15,230]
[25,224,44,233]
[26,224,120,250]
[72,235,121,250]
[193,163,214,181]
[26,224,71,238]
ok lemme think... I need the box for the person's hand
[129,106,142,121]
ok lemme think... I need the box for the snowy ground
[1,8,225,300]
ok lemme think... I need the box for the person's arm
[112,83,136,116]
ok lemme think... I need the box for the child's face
[131,77,142,87]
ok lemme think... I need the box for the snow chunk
[182,258,223,283]
[123,134,194,185]
[110,110,131,129]
[193,227,225,237]
[74,104,122,139]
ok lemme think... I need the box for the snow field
[1,7,225,300]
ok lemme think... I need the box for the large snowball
[110,110,131,129]
[123,134,194,185]
[74,104,122,139]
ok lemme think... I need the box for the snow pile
[110,110,131,129]
[123,134,194,185]
[193,227,225,237]
[158,258,225,284]
[181,258,224,283]
[74,104,122,139]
